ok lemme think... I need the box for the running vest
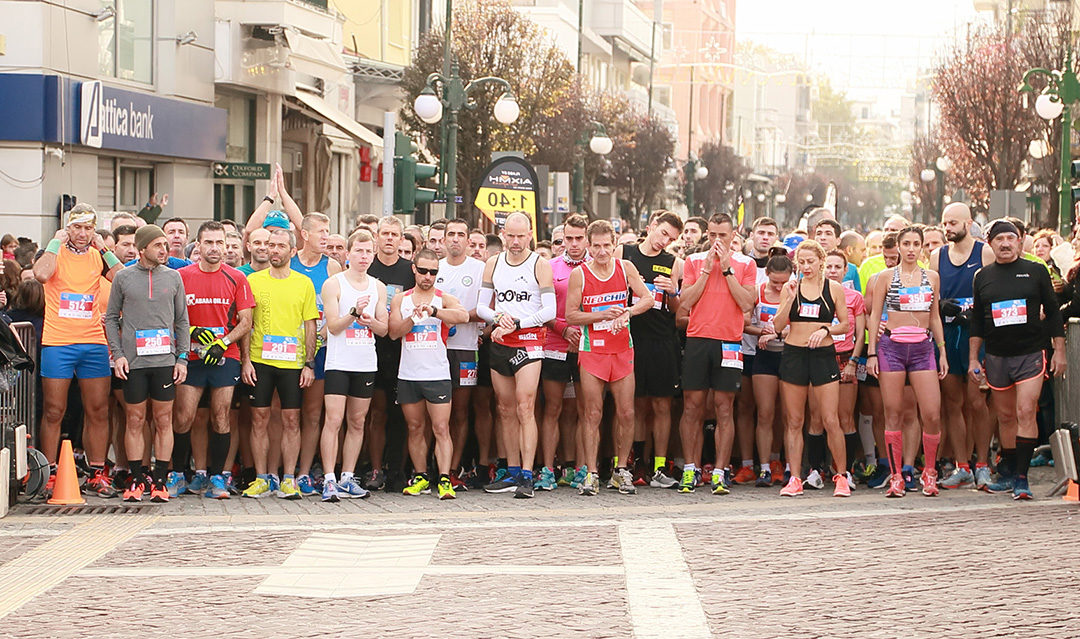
[546,253,585,353]
[622,243,677,340]
[938,240,983,320]
[436,256,484,351]
[579,260,632,354]
[398,290,451,381]
[490,251,546,348]
[789,277,835,323]
[290,254,332,333]
[755,283,784,352]
[324,272,379,373]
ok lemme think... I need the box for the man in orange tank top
[33,203,124,497]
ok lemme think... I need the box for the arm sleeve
[476,286,496,323]
[521,290,556,328]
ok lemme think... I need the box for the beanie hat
[135,224,165,251]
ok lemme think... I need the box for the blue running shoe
[571,466,587,489]
[205,474,230,499]
[1030,449,1053,467]
[187,473,209,495]
[165,471,188,498]
[940,466,974,489]
[974,465,993,490]
[297,474,318,497]
[1012,477,1033,500]
[321,479,340,502]
[268,474,280,494]
[901,465,917,491]
[867,464,891,489]
[222,471,240,495]
[985,474,1015,494]
[534,466,558,491]
[483,468,517,493]
[337,477,370,499]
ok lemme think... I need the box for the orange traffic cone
[48,439,85,505]
[1065,480,1080,502]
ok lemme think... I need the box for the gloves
[940,298,961,324]
[202,339,227,366]
[190,326,216,346]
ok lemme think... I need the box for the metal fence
[1054,318,1080,428]
[0,322,38,439]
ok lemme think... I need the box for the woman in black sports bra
[773,240,850,498]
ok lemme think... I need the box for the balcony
[589,0,655,61]
[215,0,339,41]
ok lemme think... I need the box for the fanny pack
[886,326,929,344]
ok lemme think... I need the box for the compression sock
[844,432,860,473]
[208,431,230,476]
[999,448,1016,479]
[922,432,941,474]
[632,440,646,466]
[1015,437,1038,481]
[521,468,533,482]
[654,456,666,472]
[806,433,826,474]
[126,460,141,482]
[857,414,876,465]
[172,431,192,476]
[153,460,169,483]
[884,431,903,478]
[508,465,521,479]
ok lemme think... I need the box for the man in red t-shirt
[173,221,255,498]
[676,213,756,494]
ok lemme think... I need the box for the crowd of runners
[20,164,1072,505]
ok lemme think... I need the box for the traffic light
[393,132,437,214]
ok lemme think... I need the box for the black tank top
[788,277,835,324]
[623,243,677,340]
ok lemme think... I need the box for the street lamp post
[919,156,951,224]
[1019,49,1080,236]
[571,121,613,213]
[683,156,708,216]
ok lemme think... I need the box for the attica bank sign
[0,74,226,161]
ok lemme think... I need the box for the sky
[737,0,983,114]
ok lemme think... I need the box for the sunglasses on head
[415,266,438,276]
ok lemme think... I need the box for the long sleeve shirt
[104,263,190,369]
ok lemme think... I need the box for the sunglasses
[552,239,564,245]
[415,267,438,276]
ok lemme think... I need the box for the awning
[291,90,383,149]
[283,29,348,78]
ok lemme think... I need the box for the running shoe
[483,468,517,493]
[403,474,431,496]
[579,472,600,496]
[755,469,772,488]
[921,469,940,497]
[337,477,370,499]
[514,474,534,499]
[885,474,906,498]
[710,469,730,495]
[779,476,803,497]
[650,468,678,489]
[85,468,118,498]
[615,468,637,495]
[606,473,619,490]
[867,464,891,489]
[223,472,240,495]
[698,466,711,487]
[149,480,169,503]
[571,466,587,489]
[832,473,851,497]
[632,465,648,487]
[242,477,272,498]
[558,467,576,487]
[277,477,302,500]
[165,471,188,498]
[677,468,696,494]
[205,474,230,499]
[296,474,318,497]
[974,465,993,490]
[1030,448,1053,467]
[804,469,825,490]
[438,477,456,500]
[770,460,784,485]
[733,466,756,485]
[268,475,281,494]
[187,473,209,495]
[363,468,386,491]
[860,463,878,484]
[1012,477,1033,500]
[901,465,917,492]
[985,475,1015,494]
[450,471,469,492]
[940,466,974,489]
[122,476,145,502]
[534,466,558,491]
[321,479,340,503]
[845,471,857,492]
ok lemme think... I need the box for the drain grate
[18,504,153,515]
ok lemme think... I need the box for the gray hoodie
[104,262,190,369]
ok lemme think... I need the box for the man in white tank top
[318,229,388,502]
[436,218,486,489]
[389,249,471,500]
[476,212,557,499]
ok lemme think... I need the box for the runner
[866,226,948,498]
[391,249,471,499]
[240,228,319,499]
[566,220,654,495]
[238,228,271,276]
[161,217,193,267]
[435,218,485,491]
[319,229,387,502]
[617,211,684,489]
[675,213,756,494]
[173,221,255,499]
[969,219,1067,500]
[551,224,566,257]
[427,219,447,258]
[477,212,556,499]
[34,203,124,496]
[325,233,348,270]
[824,249,866,491]
[813,218,861,290]
[682,216,707,249]
[469,229,488,261]
[224,231,244,269]
[931,202,995,489]
[772,240,850,497]
[104,224,190,502]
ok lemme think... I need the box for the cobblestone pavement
[1,467,1078,638]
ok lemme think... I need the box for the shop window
[118,165,153,212]
[98,0,153,84]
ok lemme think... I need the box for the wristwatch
[721,268,733,276]
[304,360,315,370]
[263,195,275,204]
[513,318,521,331]
[349,307,360,318]
[431,306,438,318]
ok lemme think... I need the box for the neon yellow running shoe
[403,474,431,496]
[437,477,456,500]
[241,477,271,499]
[677,468,696,494]
[276,477,302,500]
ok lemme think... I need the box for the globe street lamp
[683,156,708,215]
[572,121,613,212]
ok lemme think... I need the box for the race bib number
[543,349,567,361]
[898,286,933,312]
[855,357,868,381]
[58,293,94,319]
[758,306,777,324]
[135,329,171,356]
[592,304,621,332]
[459,361,478,386]
[957,297,974,311]
[262,335,298,361]
[992,299,1027,327]
[721,343,743,370]
[345,322,375,347]
[525,345,544,359]
[405,324,439,349]
[799,303,820,319]
[385,284,402,311]
[634,283,663,310]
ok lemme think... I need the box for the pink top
[545,254,585,352]
[834,287,866,353]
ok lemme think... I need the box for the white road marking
[619,523,710,639]
[78,565,623,578]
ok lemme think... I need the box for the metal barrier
[1054,318,1080,428]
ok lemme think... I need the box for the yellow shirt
[247,269,319,369]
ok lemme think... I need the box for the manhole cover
[18,504,153,515]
